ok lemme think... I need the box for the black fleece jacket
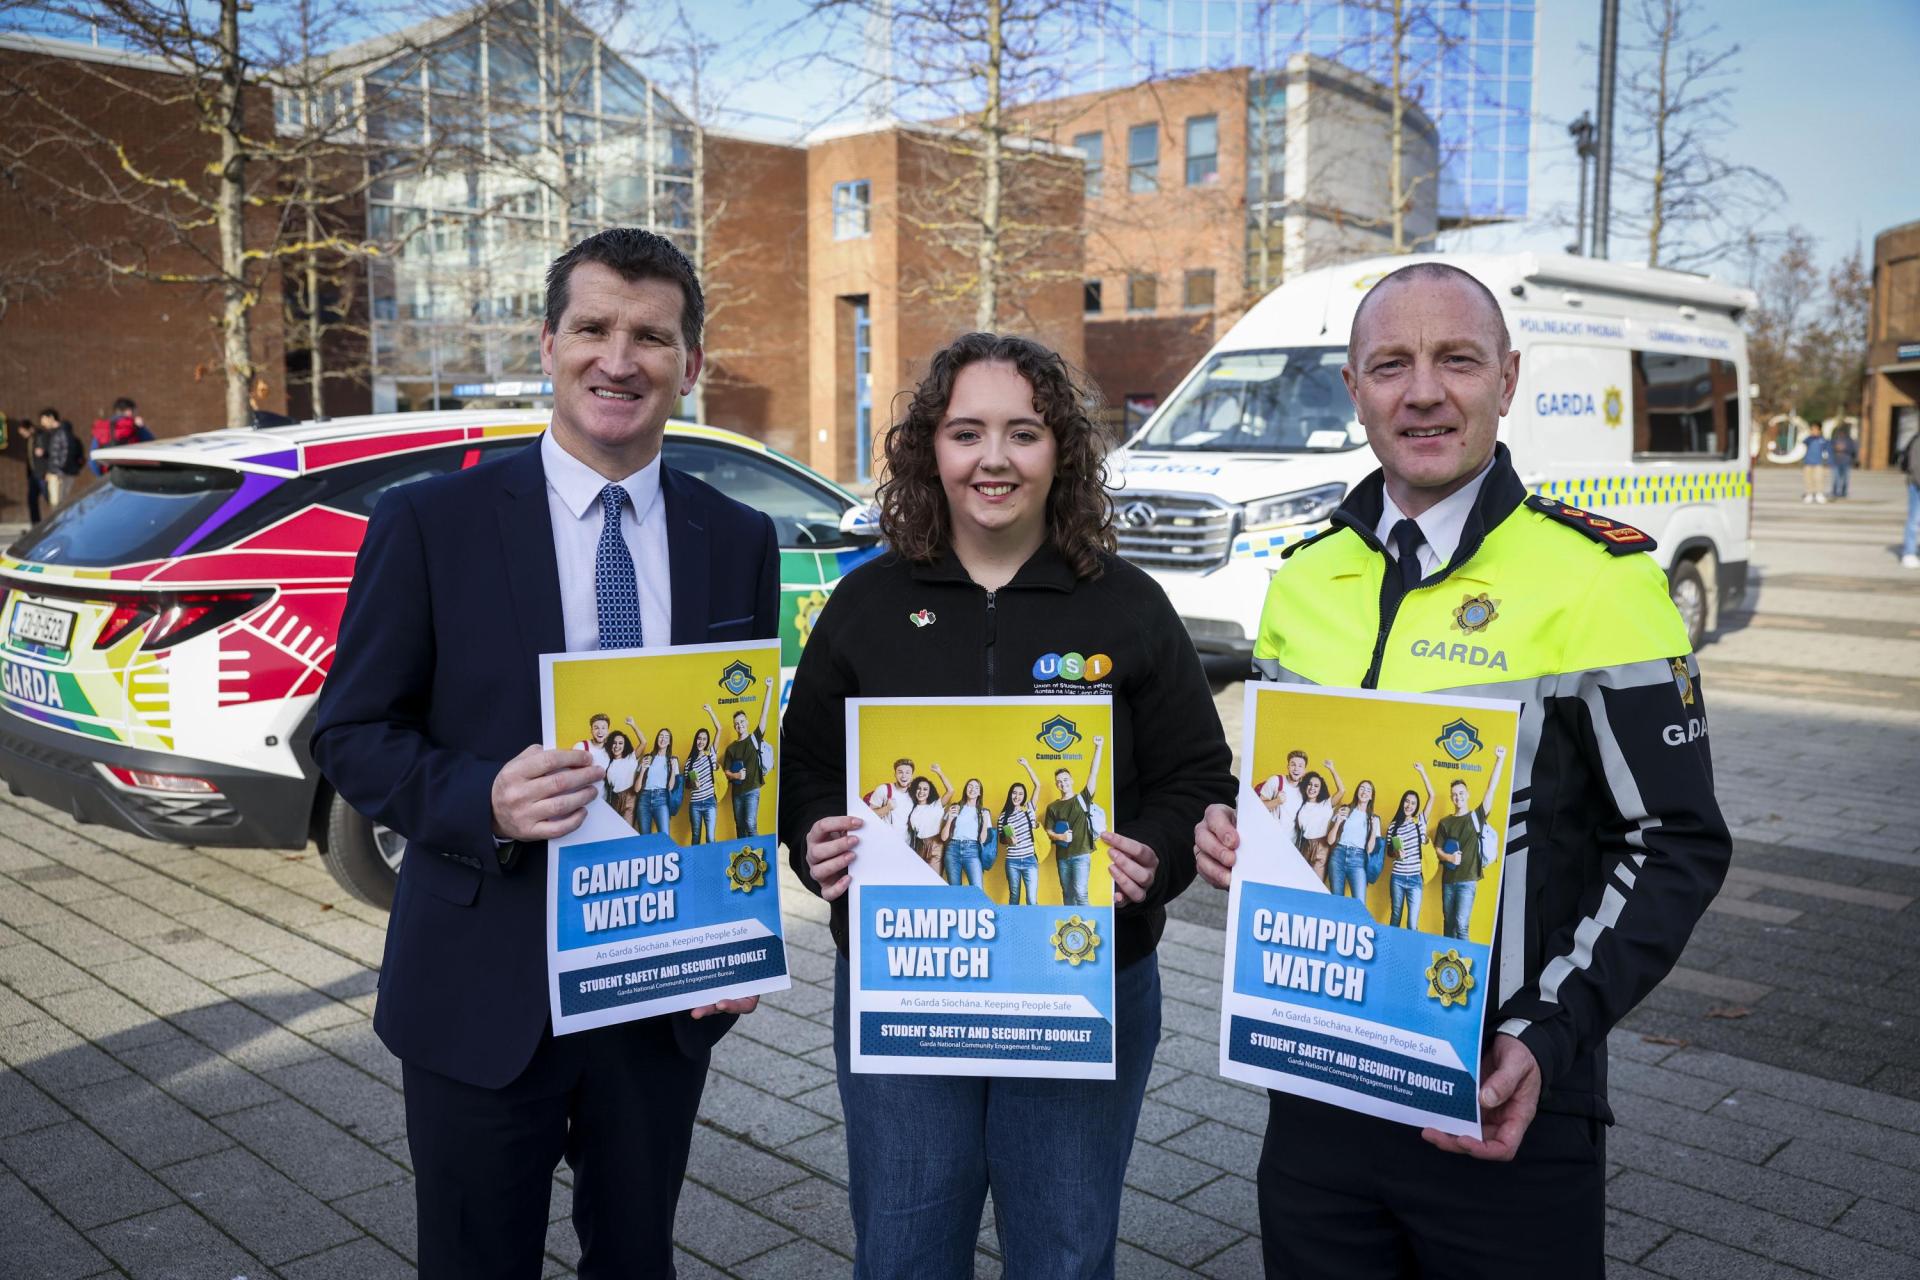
[779,543,1236,966]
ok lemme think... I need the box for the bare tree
[788,0,1111,332]
[1746,226,1819,425]
[1614,0,1779,269]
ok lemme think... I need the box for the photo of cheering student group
[291,219,1734,1280]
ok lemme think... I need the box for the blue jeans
[637,788,670,836]
[1004,855,1039,905]
[1831,460,1852,497]
[1329,843,1367,899]
[834,950,1161,1280]
[688,796,718,845]
[1390,872,1423,927]
[944,839,983,887]
[1442,882,1476,939]
[1057,853,1092,906]
[731,787,760,838]
[1904,480,1920,558]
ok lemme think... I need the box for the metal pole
[1592,0,1619,259]
[1568,111,1594,257]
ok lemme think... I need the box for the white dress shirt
[1373,457,1496,580]
[541,431,672,653]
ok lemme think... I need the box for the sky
[679,0,1920,278]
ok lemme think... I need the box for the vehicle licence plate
[9,600,75,652]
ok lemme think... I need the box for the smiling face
[692,728,710,754]
[894,762,914,787]
[1054,768,1073,797]
[1287,754,1306,781]
[733,711,748,737]
[1356,781,1374,807]
[1304,776,1324,802]
[1451,780,1470,813]
[1010,783,1027,807]
[913,779,933,804]
[653,728,672,755]
[935,361,1058,561]
[541,262,703,479]
[1400,791,1419,819]
[589,716,609,744]
[964,779,984,804]
[1343,271,1519,518]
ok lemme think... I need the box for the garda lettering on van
[1,661,64,709]
[1409,639,1509,672]
[1536,391,1596,417]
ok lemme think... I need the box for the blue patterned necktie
[595,483,644,649]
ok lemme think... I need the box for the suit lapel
[496,442,566,663]
[662,464,709,645]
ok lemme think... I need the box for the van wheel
[1669,559,1708,649]
[320,791,403,910]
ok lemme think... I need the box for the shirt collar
[1375,455,1496,567]
[541,430,663,525]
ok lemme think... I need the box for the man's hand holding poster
[539,640,789,1034]
[1219,683,1521,1137]
[845,697,1117,1080]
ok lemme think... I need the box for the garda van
[1111,252,1754,652]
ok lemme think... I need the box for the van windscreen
[1134,348,1362,452]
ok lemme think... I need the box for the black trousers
[1258,1091,1605,1280]
[403,1015,711,1280]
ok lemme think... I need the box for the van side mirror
[839,504,881,542]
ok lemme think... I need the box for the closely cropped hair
[544,228,704,350]
[877,333,1115,578]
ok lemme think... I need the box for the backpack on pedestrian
[90,414,140,471]
[46,421,82,476]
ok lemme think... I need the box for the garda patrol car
[0,411,878,907]
[1112,252,1754,652]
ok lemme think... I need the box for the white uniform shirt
[1374,458,1496,579]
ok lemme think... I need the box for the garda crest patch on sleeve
[1524,495,1658,555]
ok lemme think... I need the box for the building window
[853,298,874,480]
[1084,280,1103,314]
[1128,123,1158,193]
[1075,131,1103,199]
[1128,274,1157,313]
[1184,269,1215,310]
[832,179,871,240]
[1185,115,1219,185]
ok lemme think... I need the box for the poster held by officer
[540,640,789,1035]
[1219,682,1521,1137]
[845,697,1117,1079]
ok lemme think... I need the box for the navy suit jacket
[313,438,780,1090]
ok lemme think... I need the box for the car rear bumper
[0,709,319,849]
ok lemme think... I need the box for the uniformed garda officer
[1194,261,1731,1279]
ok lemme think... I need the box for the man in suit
[313,228,779,1279]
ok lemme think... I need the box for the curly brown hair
[876,333,1116,578]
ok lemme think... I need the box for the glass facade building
[281,0,699,411]
[1066,0,1535,223]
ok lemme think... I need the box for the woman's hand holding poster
[539,640,789,1035]
[1219,683,1521,1137]
[845,697,1117,1079]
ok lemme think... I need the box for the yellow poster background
[548,644,779,847]
[1248,686,1519,940]
[854,700,1113,906]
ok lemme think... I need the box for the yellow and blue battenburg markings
[1532,471,1751,506]
[1233,522,1331,560]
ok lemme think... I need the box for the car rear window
[8,465,245,567]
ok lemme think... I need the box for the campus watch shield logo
[719,660,756,697]
[1037,715,1083,753]
[1435,718,1484,762]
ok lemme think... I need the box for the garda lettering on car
[1,660,67,709]
[1408,639,1509,672]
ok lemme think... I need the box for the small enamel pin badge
[909,609,936,628]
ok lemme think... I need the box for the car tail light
[99,765,218,794]
[141,590,269,651]
[86,588,270,652]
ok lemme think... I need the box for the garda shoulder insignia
[1524,495,1657,555]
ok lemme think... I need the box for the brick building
[0,34,286,509]
[1864,219,1920,470]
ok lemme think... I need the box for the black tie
[1391,518,1425,592]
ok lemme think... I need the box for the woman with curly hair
[778,332,1235,1280]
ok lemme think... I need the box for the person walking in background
[1802,423,1831,504]
[1899,431,1920,569]
[90,397,150,476]
[43,411,82,508]
[1830,425,1858,499]
[11,413,44,524]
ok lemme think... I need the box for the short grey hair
[1350,261,1511,355]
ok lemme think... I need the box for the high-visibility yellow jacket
[1254,445,1731,1120]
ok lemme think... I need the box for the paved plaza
[2,464,1918,1279]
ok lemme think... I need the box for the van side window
[1632,352,1740,460]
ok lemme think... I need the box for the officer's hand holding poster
[1219,683,1521,1137]
[540,640,789,1034]
[845,697,1117,1079]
